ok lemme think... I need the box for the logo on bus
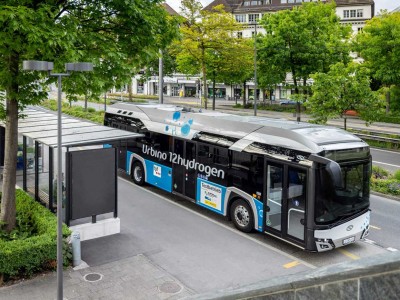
[143,144,225,179]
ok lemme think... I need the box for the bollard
[71,231,81,267]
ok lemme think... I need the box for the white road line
[387,247,398,252]
[119,177,317,270]
[371,148,400,154]
[372,161,400,168]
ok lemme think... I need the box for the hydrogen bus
[104,103,371,252]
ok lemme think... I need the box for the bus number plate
[342,236,355,245]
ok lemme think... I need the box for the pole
[254,23,258,116]
[57,75,63,300]
[159,49,164,104]
[104,92,107,112]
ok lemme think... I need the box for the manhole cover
[83,273,103,282]
[159,281,182,294]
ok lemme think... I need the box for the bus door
[265,163,306,244]
[172,139,196,200]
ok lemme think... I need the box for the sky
[166,0,400,13]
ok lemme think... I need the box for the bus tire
[230,199,253,233]
[132,161,145,185]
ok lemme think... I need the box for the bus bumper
[314,211,370,252]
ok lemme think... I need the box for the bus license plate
[343,236,355,245]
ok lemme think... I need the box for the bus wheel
[230,199,253,233]
[132,161,145,185]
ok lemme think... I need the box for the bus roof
[107,103,367,154]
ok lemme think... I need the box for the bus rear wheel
[230,199,253,233]
[132,161,145,185]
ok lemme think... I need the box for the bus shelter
[0,107,143,228]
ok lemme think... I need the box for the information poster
[197,179,225,213]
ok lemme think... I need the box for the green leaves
[258,1,351,94]
[307,62,384,125]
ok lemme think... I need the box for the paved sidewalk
[0,254,194,300]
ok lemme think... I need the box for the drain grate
[83,273,103,282]
[159,281,182,294]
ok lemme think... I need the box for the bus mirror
[326,161,344,189]
[266,206,270,212]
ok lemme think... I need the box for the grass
[371,166,400,196]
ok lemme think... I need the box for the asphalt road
[371,148,400,173]
[82,176,390,294]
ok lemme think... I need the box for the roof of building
[106,103,367,155]
[204,0,374,13]
[162,3,179,16]
[11,107,143,148]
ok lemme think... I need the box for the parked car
[279,100,297,105]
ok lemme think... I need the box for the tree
[355,11,400,113]
[306,62,383,129]
[258,1,351,99]
[0,1,170,232]
[174,1,243,109]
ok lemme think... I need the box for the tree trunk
[0,52,19,232]
[212,70,216,111]
[202,60,207,110]
[84,94,88,111]
[128,82,133,102]
[386,90,390,115]
[243,81,246,107]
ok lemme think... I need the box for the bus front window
[315,162,370,224]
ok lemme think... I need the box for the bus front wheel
[230,199,253,233]
[132,161,145,185]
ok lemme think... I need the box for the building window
[237,31,243,38]
[281,0,287,3]
[235,14,246,23]
[357,9,363,18]
[248,14,260,23]
[288,0,295,3]
[357,27,363,33]
[296,0,302,3]
[350,10,356,18]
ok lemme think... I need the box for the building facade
[132,0,375,101]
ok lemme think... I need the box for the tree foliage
[173,1,244,108]
[307,62,383,127]
[355,11,400,112]
[0,0,171,232]
[258,1,351,97]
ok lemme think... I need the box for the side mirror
[265,206,271,212]
[326,161,344,189]
[300,218,305,225]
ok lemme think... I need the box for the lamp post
[253,21,258,116]
[159,49,164,104]
[23,60,93,300]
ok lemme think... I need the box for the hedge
[0,189,71,282]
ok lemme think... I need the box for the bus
[104,103,371,252]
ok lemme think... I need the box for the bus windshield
[315,161,370,225]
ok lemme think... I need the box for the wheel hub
[234,205,249,227]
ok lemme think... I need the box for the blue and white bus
[105,103,371,252]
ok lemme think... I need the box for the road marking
[387,247,398,252]
[119,177,317,270]
[337,248,360,260]
[371,148,400,155]
[369,225,381,230]
[283,261,301,269]
[373,161,400,168]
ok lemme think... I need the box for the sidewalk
[0,254,194,300]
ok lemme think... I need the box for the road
[80,175,394,294]
[371,148,400,173]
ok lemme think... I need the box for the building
[132,0,375,101]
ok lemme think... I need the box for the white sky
[166,0,400,13]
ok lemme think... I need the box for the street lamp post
[159,49,164,104]
[253,22,258,116]
[23,60,93,300]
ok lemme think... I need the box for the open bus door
[264,161,307,247]
[172,138,196,200]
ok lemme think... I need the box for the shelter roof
[9,107,143,148]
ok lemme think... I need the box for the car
[279,100,297,105]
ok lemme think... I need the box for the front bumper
[314,210,370,252]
